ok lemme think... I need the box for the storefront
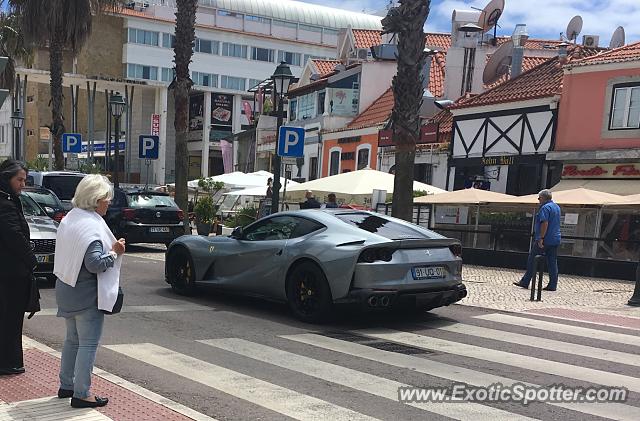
[548,162,640,196]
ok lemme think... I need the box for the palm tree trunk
[173,0,197,234]
[383,0,430,222]
[49,32,65,170]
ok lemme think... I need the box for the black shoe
[0,367,25,375]
[58,388,74,399]
[543,286,557,291]
[513,282,528,289]
[71,396,109,408]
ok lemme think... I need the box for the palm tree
[382,0,430,222]
[170,0,197,234]
[9,0,123,170]
[0,7,31,92]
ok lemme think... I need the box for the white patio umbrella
[415,188,515,204]
[285,168,444,204]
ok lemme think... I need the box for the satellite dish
[609,26,626,49]
[483,40,514,85]
[565,15,583,43]
[477,0,505,32]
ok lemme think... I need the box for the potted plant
[194,195,215,235]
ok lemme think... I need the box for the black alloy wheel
[286,262,333,323]
[168,248,197,295]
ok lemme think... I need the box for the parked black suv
[105,188,185,246]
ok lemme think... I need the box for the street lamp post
[109,92,127,188]
[11,109,24,161]
[270,62,294,214]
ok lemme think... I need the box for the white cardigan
[54,208,123,312]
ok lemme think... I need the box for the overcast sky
[299,0,639,46]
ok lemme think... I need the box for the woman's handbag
[25,275,41,319]
[101,287,124,315]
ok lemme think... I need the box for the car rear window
[334,212,430,240]
[127,194,177,208]
[25,191,59,207]
[43,176,84,201]
[20,194,47,217]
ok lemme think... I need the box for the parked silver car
[165,209,467,322]
[20,194,58,281]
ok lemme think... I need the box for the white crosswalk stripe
[437,323,640,367]
[354,328,640,393]
[200,338,538,421]
[104,343,378,421]
[282,333,640,421]
[474,313,640,347]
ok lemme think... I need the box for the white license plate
[36,254,52,263]
[412,266,446,280]
[149,227,170,233]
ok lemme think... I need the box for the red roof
[352,30,452,52]
[484,55,550,89]
[452,46,600,109]
[572,41,640,67]
[311,59,342,76]
[346,88,394,130]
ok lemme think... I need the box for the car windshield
[127,194,177,208]
[42,175,84,201]
[334,212,431,240]
[25,191,59,207]
[20,194,47,217]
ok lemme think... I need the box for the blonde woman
[54,175,125,408]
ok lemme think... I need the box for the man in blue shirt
[514,189,562,291]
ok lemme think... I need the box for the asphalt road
[23,245,640,421]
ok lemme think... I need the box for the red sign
[151,114,160,136]
[562,163,640,179]
[378,123,440,147]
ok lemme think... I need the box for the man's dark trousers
[519,243,559,290]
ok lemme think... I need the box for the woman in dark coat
[0,159,36,375]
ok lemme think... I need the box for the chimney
[510,24,528,79]
[558,42,570,65]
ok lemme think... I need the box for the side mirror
[231,226,243,239]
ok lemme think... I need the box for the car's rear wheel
[167,248,197,295]
[286,262,333,323]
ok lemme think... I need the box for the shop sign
[211,93,234,127]
[378,123,440,147]
[481,156,516,166]
[151,114,160,136]
[561,163,640,179]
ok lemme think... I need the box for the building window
[289,99,297,121]
[414,163,433,184]
[251,47,274,62]
[299,24,322,33]
[195,38,219,54]
[248,79,262,90]
[128,28,159,46]
[610,85,640,129]
[222,42,247,59]
[162,33,175,49]
[161,67,175,82]
[329,150,340,176]
[273,20,297,29]
[221,75,246,91]
[296,94,315,120]
[317,91,326,115]
[0,126,5,143]
[192,71,218,87]
[309,157,318,180]
[245,15,270,24]
[127,63,158,80]
[278,50,301,66]
[217,10,242,18]
[357,148,369,170]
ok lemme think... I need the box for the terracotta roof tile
[572,41,640,66]
[346,88,394,129]
[452,46,600,109]
[426,33,452,51]
[352,29,452,52]
[484,55,550,89]
[429,52,446,97]
[311,59,342,76]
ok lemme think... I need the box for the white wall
[358,61,397,111]
[378,149,449,190]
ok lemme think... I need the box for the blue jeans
[520,243,559,289]
[59,307,104,399]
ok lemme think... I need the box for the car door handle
[276,249,283,256]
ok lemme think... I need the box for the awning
[414,188,515,204]
[551,179,640,196]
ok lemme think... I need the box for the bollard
[531,255,544,302]
[628,262,640,307]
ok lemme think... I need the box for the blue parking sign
[277,126,305,158]
[62,133,82,153]
[139,135,159,159]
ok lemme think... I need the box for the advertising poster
[212,93,234,127]
[328,88,359,116]
[189,94,204,132]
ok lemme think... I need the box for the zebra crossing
[104,312,640,421]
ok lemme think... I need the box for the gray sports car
[165,209,467,322]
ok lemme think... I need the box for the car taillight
[449,243,462,257]
[177,210,184,220]
[53,212,65,222]
[358,248,395,263]
[123,208,137,221]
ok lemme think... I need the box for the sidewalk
[0,337,216,421]
[460,265,640,328]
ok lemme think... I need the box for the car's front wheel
[286,262,333,323]
[167,247,197,295]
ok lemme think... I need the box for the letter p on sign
[278,126,305,158]
[138,135,159,160]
